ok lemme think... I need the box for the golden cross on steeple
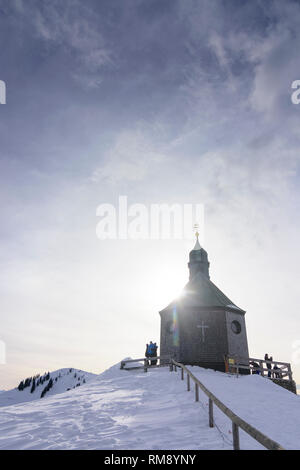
[192,223,201,251]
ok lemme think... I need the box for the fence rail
[120,356,171,372]
[171,359,284,451]
[225,356,293,381]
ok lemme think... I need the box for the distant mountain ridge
[0,368,97,407]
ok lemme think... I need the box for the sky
[1,0,300,389]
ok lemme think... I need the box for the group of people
[250,353,282,378]
[145,341,158,365]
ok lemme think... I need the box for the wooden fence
[225,356,293,382]
[120,356,288,449]
[120,356,171,372]
[171,359,284,450]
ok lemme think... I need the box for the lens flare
[172,305,179,347]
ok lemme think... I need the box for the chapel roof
[160,269,245,314]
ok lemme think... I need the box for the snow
[0,361,299,450]
[189,366,300,450]
[0,368,97,407]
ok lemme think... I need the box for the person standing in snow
[145,341,154,366]
[273,364,281,379]
[250,361,260,375]
[152,342,158,366]
[265,353,272,378]
[145,341,158,366]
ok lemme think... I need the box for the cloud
[2,0,300,388]
[12,0,112,89]
[91,127,167,184]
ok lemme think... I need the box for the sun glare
[151,269,186,309]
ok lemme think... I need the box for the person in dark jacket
[250,361,260,375]
[145,341,154,365]
[273,364,282,379]
[145,341,158,366]
[152,342,158,366]
[265,353,272,378]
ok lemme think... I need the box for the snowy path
[0,362,299,450]
[189,366,300,450]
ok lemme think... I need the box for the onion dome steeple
[188,231,210,280]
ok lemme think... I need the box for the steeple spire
[192,230,201,251]
[188,229,210,280]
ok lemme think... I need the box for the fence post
[287,363,293,381]
[195,383,199,402]
[181,367,184,380]
[144,359,148,373]
[187,373,190,391]
[209,398,214,428]
[232,422,240,450]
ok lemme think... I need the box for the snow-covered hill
[0,368,96,407]
[0,361,299,450]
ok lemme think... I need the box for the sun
[150,269,186,309]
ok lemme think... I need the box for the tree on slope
[31,379,36,394]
